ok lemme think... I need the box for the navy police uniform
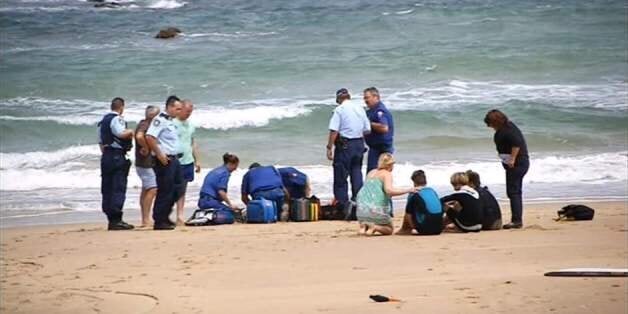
[328,96,371,213]
[365,101,394,173]
[146,112,183,226]
[98,112,132,223]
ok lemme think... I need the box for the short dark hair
[249,162,261,169]
[336,95,351,104]
[466,170,481,188]
[411,170,427,186]
[363,86,380,97]
[110,97,125,111]
[165,95,181,108]
[222,153,239,165]
[484,109,509,129]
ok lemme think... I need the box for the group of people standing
[99,96,200,230]
[98,87,529,234]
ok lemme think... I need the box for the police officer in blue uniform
[363,87,395,173]
[326,88,371,218]
[98,97,135,230]
[146,95,184,230]
[241,163,288,220]
[278,167,310,201]
[198,153,240,211]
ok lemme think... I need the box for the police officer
[326,88,371,218]
[98,97,135,230]
[146,95,183,230]
[363,87,395,173]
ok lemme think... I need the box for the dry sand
[1,201,627,314]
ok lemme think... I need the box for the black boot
[503,222,523,229]
[108,221,135,231]
[153,220,176,230]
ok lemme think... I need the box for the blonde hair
[377,153,395,170]
[450,172,469,186]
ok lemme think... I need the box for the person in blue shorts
[241,163,289,221]
[198,153,239,212]
[396,170,443,235]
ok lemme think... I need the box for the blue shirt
[241,166,284,196]
[365,102,394,146]
[98,111,127,149]
[328,99,371,139]
[278,167,308,199]
[146,112,180,155]
[200,165,230,199]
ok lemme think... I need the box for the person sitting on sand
[356,153,416,236]
[198,153,240,212]
[396,170,443,235]
[466,170,502,230]
[440,172,483,233]
[241,163,289,221]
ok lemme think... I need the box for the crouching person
[356,153,415,236]
[441,172,483,233]
[278,167,312,204]
[396,170,443,235]
[241,163,289,221]
[198,153,240,211]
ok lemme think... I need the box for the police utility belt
[335,136,362,149]
[103,145,128,153]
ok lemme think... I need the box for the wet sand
[1,201,626,313]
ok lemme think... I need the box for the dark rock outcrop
[155,27,182,39]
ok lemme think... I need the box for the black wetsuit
[441,187,482,232]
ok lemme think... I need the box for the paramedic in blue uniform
[278,167,311,203]
[99,97,135,230]
[326,88,371,218]
[241,163,289,221]
[198,153,240,212]
[146,95,184,230]
[363,87,395,173]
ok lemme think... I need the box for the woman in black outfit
[484,109,529,229]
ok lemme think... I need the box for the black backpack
[556,204,595,221]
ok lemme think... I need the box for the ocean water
[1,0,627,227]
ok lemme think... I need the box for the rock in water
[155,27,182,39]
[94,2,122,8]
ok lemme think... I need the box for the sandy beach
[1,200,626,314]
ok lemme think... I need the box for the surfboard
[544,268,628,277]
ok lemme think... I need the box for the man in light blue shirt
[326,88,371,219]
[146,95,183,230]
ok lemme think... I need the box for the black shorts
[407,204,442,235]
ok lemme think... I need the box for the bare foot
[395,228,414,236]
[365,224,376,236]
[443,223,461,233]
[176,219,185,226]
[358,223,367,236]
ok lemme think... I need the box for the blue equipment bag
[246,198,277,223]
